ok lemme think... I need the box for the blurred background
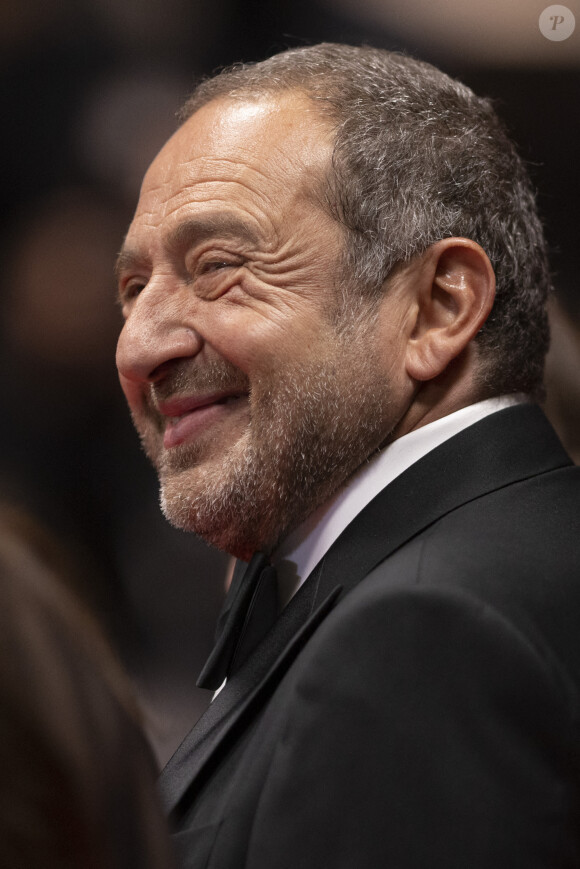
[1,0,578,765]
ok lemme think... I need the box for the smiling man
[116,44,580,868]
[116,91,398,561]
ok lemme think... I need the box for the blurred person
[0,504,176,868]
[116,44,580,867]
[0,186,132,624]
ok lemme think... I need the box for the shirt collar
[273,395,527,605]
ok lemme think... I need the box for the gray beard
[156,345,393,559]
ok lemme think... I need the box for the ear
[404,238,495,382]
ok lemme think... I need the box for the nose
[116,288,203,385]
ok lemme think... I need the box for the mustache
[149,359,251,410]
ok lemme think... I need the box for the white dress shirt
[273,395,527,605]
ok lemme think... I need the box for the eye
[195,255,242,277]
[190,253,245,299]
[118,279,146,311]
[199,260,233,274]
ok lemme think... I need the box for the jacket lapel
[312,404,571,605]
[160,404,570,817]
[160,579,341,817]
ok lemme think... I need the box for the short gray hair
[180,43,551,398]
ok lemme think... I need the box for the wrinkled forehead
[140,91,336,208]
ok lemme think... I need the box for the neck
[390,351,491,442]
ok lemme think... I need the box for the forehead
[131,91,335,239]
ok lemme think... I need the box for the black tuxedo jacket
[160,404,580,868]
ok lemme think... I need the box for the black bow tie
[197,552,279,691]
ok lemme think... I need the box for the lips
[158,391,247,448]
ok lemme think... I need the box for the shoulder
[285,453,580,715]
[292,580,577,710]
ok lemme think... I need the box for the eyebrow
[166,213,261,253]
[114,248,148,283]
[115,212,261,284]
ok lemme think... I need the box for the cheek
[198,302,293,373]
[198,260,329,368]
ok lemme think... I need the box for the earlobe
[405,238,496,382]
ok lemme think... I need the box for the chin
[158,469,279,559]
[159,494,262,559]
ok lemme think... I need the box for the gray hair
[180,43,551,398]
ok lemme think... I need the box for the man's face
[116,92,406,559]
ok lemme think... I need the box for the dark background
[1,0,578,764]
